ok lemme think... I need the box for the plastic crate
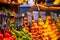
[19,5,32,14]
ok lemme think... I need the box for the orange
[24,17,28,21]
[32,20,35,23]
[46,16,51,20]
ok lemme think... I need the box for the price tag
[27,12,32,25]
[40,11,46,21]
[33,11,39,22]
[54,13,57,20]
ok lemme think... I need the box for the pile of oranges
[24,16,60,40]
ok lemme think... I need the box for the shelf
[46,4,60,6]
[39,4,60,10]
[0,2,22,6]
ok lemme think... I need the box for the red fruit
[3,38,7,40]
[43,36,51,40]
[8,35,15,40]
[39,29,44,34]
[0,33,3,38]
[39,26,43,29]
[5,30,10,33]
[25,27,29,31]
[24,17,28,21]
[40,34,44,37]
[4,32,10,37]
[11,35,15,40]
[32,35,37,38]
[0,39,2,40]
[31,30,34,33]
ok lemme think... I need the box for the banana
[53,0,60,5]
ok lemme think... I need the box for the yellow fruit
[44,30,47,32]
[53,2,59,5]
[48,31,54,35]
[44,25,48,28]
[53,0,59,5]
[47,26,51,29]
[45,22,49,25]
[18,0,24,4]
[43,33,48,37]
[50,34,57,38]
[40,22,44,25]
[39,18,43,22]
[47,29,51,32]
[51,37,57,40]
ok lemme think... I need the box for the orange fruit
[32,20,35,24]
[46,16,51,20]
[24,17,28,21]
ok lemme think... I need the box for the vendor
[28,0,46,12]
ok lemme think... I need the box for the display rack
[0,2,22,13]
[39,4,60,10]
[46,4,60,6]
[0,2,22,6]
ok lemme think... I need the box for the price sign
[40,11,46,21]
[33,11,39,22]
[27,12,32,25]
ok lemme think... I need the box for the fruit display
[10,16,32,40]
[56,18,60,32]
[0,29,15,40]
[0,1,60,39]
[0,0,28,5]
[43,16,59,40]
[10,27,32,40]
[24,15,60,40]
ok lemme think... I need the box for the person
[28,0,46,12]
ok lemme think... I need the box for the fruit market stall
[0,0,60,40]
